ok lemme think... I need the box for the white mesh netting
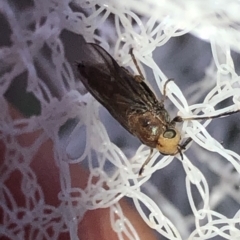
[0,0,240,239]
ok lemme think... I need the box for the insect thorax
[128,110,170,148]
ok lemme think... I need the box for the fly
[76,42,240,175]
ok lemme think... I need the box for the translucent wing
[76,43,164,134]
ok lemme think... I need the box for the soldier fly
[76,42,240,175]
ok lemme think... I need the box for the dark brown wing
[76,43,165,134]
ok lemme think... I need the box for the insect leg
[139,148,153,176]
[129,48,144,81]
[163,78,174,98]
[159,78,174,103]
[176,137,192,160]
[134,75,144,83]
[180,137,192,150]
[177,146,184,159]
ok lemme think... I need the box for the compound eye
[163,129,176,139]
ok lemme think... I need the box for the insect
[76,42,240,175]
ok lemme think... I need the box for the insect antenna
[174,108,240,155]
[182,109,240,121]
[173,108,240,159]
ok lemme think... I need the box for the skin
[0,105,157,240]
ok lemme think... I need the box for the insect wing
[77,43,161,133]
